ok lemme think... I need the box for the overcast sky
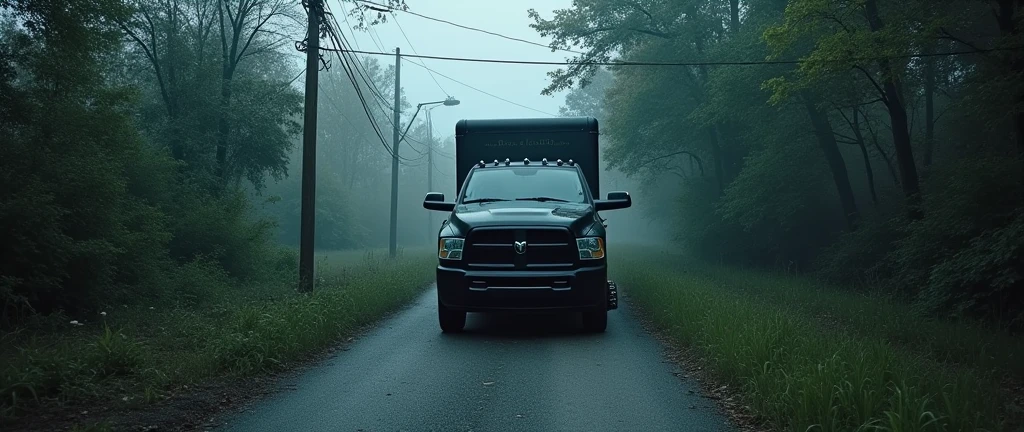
[327,0,575,143]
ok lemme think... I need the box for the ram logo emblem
[514,241,527,255]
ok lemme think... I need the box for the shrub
[166,187,277,281]
[919,212,1024,326]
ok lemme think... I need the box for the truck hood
[449,201,597,235]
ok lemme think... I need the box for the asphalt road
[219,287,731,432]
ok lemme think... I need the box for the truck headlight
[576,237,605,260]
[438,238,464,260]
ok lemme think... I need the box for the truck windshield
[461,167,586,204]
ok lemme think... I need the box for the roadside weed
[0,250,435,421]
[616,253,1012,431]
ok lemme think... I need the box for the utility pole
[298,0,320,292]
[426,108,434,241]
[389,47,401,258]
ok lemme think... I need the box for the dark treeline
[535,0,1024,327]
[0,0,420,324]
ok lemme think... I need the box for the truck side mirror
[595,191,631,211]
[423,192,456,212]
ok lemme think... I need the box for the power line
[325,13,427,148]
[356,0,585,56]
[327,18,394,111]
[321,6,421,163]
[331,46,1024,67]
[390,12,449,96]
[402,59,558,117]
[336,0,362,51]
[324,7,397,127]
[366,14,388,52]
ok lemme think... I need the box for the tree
[764,0,936,218]
[215,0,299,180]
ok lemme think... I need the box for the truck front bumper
[436,265,607,312]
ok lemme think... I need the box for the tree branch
[939,27,987,52]
[635,150,705,176]
[853,65,889,106]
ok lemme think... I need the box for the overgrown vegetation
[1,250,435,422]
[537,0,1024,328]
[1,0,431,425]
[614,251,1021,431]
[0,0,421,326]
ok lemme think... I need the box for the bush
[166,187,278,280]
[0,62,172,320]
[816,155,1024,325]
[920,212,1024,326]
[815,214,903,286]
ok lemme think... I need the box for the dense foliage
[0,0,414,325]
[535,0,1024,327]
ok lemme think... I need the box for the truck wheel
[582,306,607,333]
[438,300,466,333]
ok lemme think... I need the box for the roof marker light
[478,160,485,167]
[524,158,530,165]
[504,158,511,166]
[568,159,575,166]
[557,159,564,166]
[493,159,499,166]
[542,158,548,165]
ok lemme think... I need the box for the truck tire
[438,299,466,333]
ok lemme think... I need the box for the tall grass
[1,249,435,422]
[613,251,1015,431]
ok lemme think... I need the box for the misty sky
[326,0,574,145]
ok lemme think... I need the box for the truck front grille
[464,227,575,269]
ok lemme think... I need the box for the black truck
[422,117,632,333]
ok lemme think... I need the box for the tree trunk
[730,0,740,33]
[852,109,878,205]
[216,70,231,179]
[805,96,860,229]
[923,44,936,168]
[864,0,923,219]
[994,0,1024,181]
[708,127,726,196]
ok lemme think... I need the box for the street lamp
[398,96,460,144]
[390,96,460,254]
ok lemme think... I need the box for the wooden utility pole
[426,107,434,241]
[389,47,401,258]
[298,0,320,292]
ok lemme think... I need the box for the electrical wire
[391,12,449,96]
[321,7,419,163]
[337,0,362,51]
[332,1,396,112]
[402,59,558,117]
[355,0,585,55]
[330,46,1024,67]
[323,6,432,165]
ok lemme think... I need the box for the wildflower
[149,307,155,310]
[70,320,83,326]
[100,311,107,316]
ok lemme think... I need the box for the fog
[258,0,667,252]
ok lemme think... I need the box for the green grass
[612,248,1019,432]
[1,248,436,422]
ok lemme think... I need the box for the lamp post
[391,96,459,255]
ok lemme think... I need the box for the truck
[422,117,632,333]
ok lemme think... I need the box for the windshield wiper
[462,198,510,204]
[515,196,570,203]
